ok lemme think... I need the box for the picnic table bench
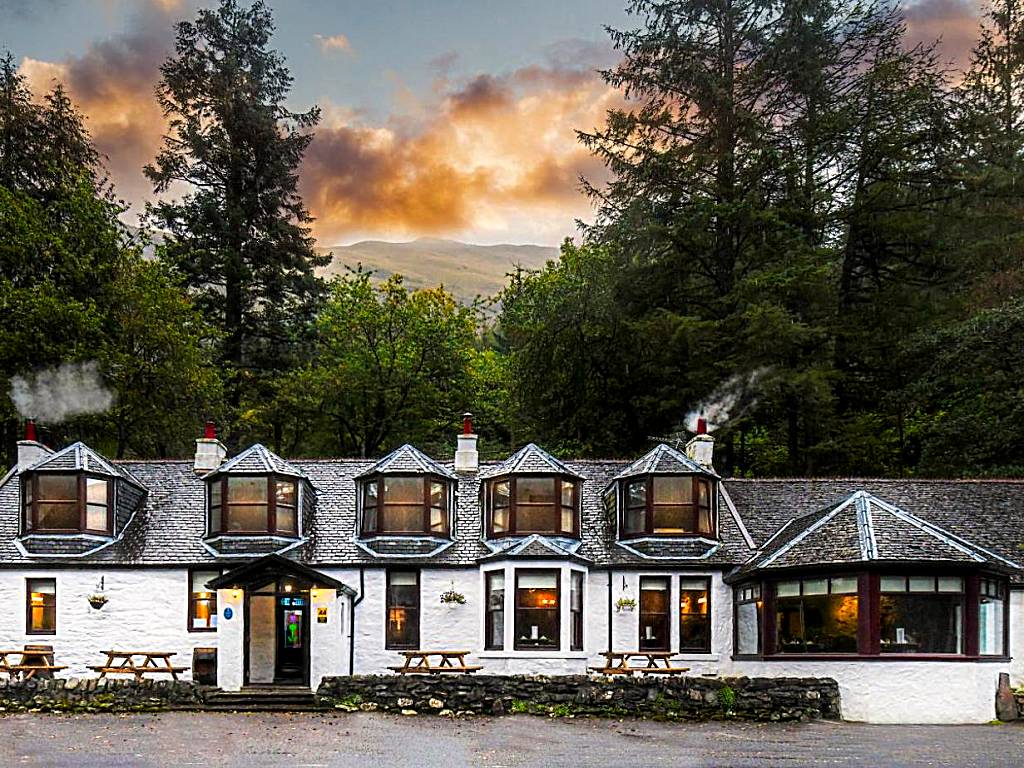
[388,650,482,675]
[589,650,690,676]
[89,651,188,681]
[0,646,67,680]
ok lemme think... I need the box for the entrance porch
[208,555,354,691]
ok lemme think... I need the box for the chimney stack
[194,421,227,474]
[685,418,714,468]
[454,412,479,472]
[17,419,52,473]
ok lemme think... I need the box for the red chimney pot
[696,417,707,435]
[204,421,216,440]
[25,419,37,442]
[462,412,474,435]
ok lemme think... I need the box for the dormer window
[208,475,299,536]
[621,476,713,537]
[487,476,579,538]
[360,476,450,537]
[22,473,113,535]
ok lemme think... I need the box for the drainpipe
[607,571,613,652]
[348,568,365,675]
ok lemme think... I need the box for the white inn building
[2,418,1022,724]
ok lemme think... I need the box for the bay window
[879,575,963,655]
[485,571,505,650]
[207,475,299,536]
[736,571,1007,659]
[487,476,578,537]
[22,473,112,534]
[360,476,450,536]
[679,578,711,653]
[775,576,859,654]
[386,571,420,649]
[515,570,559,650]
[621,476,713,537]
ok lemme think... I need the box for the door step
[205,687,322,712]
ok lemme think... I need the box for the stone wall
[0,678,205,713]
[317,675,841,722]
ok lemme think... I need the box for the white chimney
[194,421,227,474]
[454,412,479,472]
[685,417,714,468]
[17,420,52,472]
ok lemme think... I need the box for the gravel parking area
[2,712,1022,767]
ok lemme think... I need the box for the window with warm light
[188,569,221,631]
[487,476,578,537]
[775,576,859,654]
[207,475,299,536]
[361,476,450,536]
[621,476,713,537]
[639,577,670,651]
[679,578,711,653]
[385,571,420,649]
[879,575,962,655]
[22,473,112,534]
[515,570,560,650]
[26,578,56,634]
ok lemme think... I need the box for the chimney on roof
[685,417,714,468]
[454,412,479,472]
[194,421,227,474]
[17,419,52,473]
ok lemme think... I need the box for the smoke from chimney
[9,361,114,423]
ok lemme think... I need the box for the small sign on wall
[317,606,328,624]
[223,606,234,621]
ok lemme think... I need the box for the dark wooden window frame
[207,475,299,537]
[485,570,505,651]
[385,569,421,650]
[639,576,671,652]
[487,475,579,538]
[514,568,561,651]
[732,582,763,658]
[187,567,223,633]
[570,570,584,652]
[735,569,1010,662]
[679,576,713,654]
[26,577,56,635]
[621,475,714,538]
[360,475,451,537]
[22,472,114,536]
[771,574,860,655]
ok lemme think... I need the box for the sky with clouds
[1,0,983,246]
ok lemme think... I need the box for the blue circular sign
[223,606,234,620]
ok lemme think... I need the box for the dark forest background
[2,0,1023,477]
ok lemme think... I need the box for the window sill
[478,651,591,660]
[732,654,1010,663]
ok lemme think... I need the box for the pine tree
[145,0,330,439]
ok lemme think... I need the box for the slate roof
[733,490,1022,578]
[204,444,307,479]
[479,443,584,479]
[26,442,146,490]
[610,443,717,484]
[480,534,589,563]
[2,442,1023,579]
[354,443,457,480]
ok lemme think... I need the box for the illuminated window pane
[27,578,56,634]
[386,571,419,648]
[517,478,556,504]
[653,476,692,504]
[383,477,423,504]
[515,570,559,650]
[228,476,267,503]
[639,577,670,651]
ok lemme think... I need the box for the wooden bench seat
[89,665,188,675]
[386,665,482,674]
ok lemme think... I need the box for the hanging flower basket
[87,593,108,610]
[615,597,636,613]
[439,589,466,606]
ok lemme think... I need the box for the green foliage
[718,685,736,712]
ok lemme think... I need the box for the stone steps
[204,687,323,712]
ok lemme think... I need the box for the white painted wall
[0,568,219,681]
[247,594,275,684]
[216,587,244,691]
[309,587,345,690]
[730,658,1004,724]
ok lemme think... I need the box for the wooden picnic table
[89,650,188,681]
[388,650,482,675]
[589,650,690,676]
[0,647,68,680]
